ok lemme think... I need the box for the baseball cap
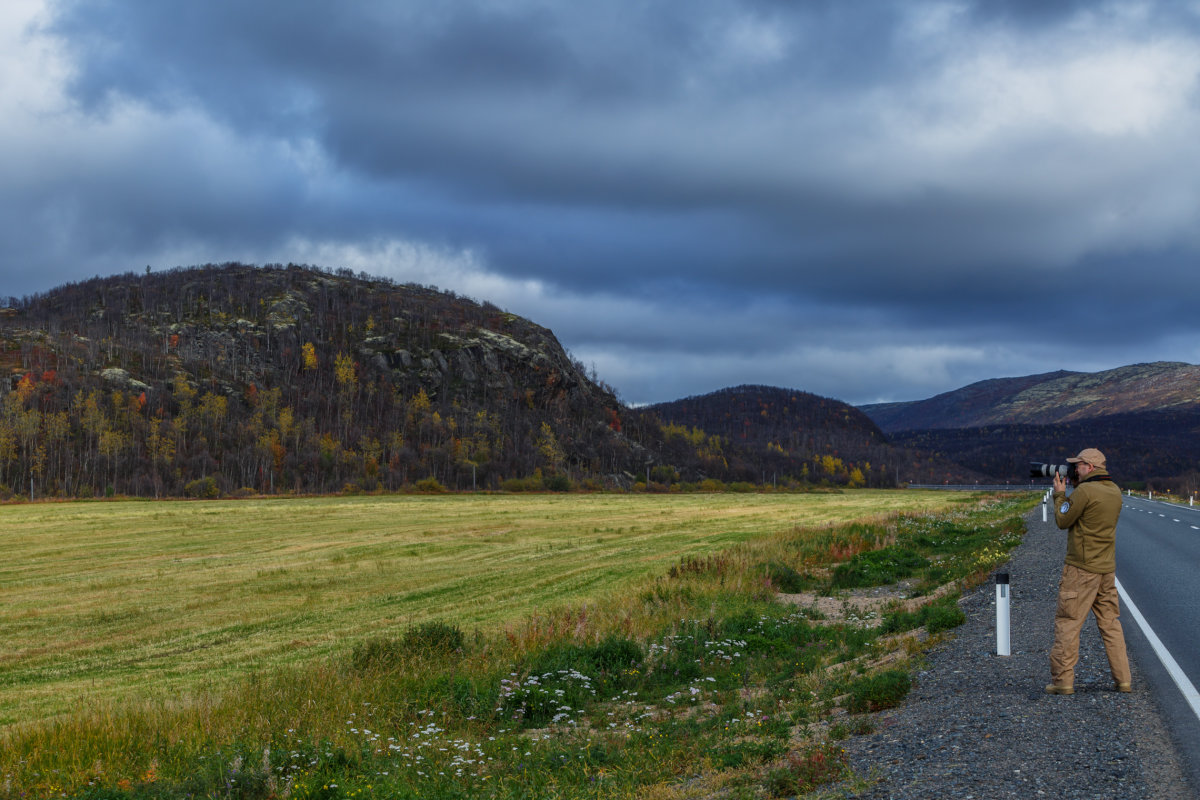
[1067,448,1106,468]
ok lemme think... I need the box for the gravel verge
[834,504,1194,799]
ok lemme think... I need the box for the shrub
[501,476,541,492]
[403,621,465,655]
[350,637,406,672]
[351,622,465,673]
[845,669,912,713]
[543,474,572,492]
[431,673,497,718]
[923,602,966,633]
[882,597,965,635]
[184,476,219,499]
[829,716,875,740]
[587,635,643,671]
[711,738,787,769]
[764,560,810,593]
[832,546,929,588]
[764,743,849,797]
[650,465,679,484]
[525,636,644,677]
[414,476,447,493]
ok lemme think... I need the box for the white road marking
[1116,577,1200,725]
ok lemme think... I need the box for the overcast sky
[4,1,1200,406]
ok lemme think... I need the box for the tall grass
[0,491,1035,798]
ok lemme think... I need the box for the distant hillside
[0,264,908,499]
[889,409,1200,491]
[648,385,992,487]
[861,362,1200,432]
[861,362,1200,491]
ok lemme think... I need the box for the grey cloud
[8,0,1200,405]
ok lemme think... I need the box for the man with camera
[1046,448,1131,695]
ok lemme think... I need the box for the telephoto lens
[1029,461,1079,485]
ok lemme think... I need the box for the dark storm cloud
[5,0,1200,403]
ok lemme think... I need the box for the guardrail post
[996,573,1010,656]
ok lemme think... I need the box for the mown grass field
[1,491,959,726]
[0,490,1036,799]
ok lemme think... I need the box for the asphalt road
[1116,495,1200,789]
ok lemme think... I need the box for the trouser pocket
[1056,590,1080,619]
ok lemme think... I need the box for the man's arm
[1053,478,1087,530]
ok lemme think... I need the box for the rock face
[100,367,151,392]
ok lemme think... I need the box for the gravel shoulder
[835,504,1194,799]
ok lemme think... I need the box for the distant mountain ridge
[860,362,1200,433]
[860,362,1200,490]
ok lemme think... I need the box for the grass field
[0,489,1038,799]
[0,491,964,726]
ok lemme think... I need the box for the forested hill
[647,385,993,488]
[652,385,888,447]
[2,263,955,500]
[1,263,645,497]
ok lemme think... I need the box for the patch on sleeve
[1060,502,1070,514]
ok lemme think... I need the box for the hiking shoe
[1044,683,1074,695]
[1115,682,1132,693]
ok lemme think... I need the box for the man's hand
[1053,471,1066,493]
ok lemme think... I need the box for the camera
[1030,461,1078,484]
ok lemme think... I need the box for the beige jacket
[1052,468,1122,574]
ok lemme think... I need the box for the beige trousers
[1049,563,1131,687]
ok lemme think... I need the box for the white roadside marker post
[996,573,1011,656]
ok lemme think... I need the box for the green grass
[0,490,1037,799]
[0,491,964,725]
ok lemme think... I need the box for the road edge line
[1116,576,1200,723]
